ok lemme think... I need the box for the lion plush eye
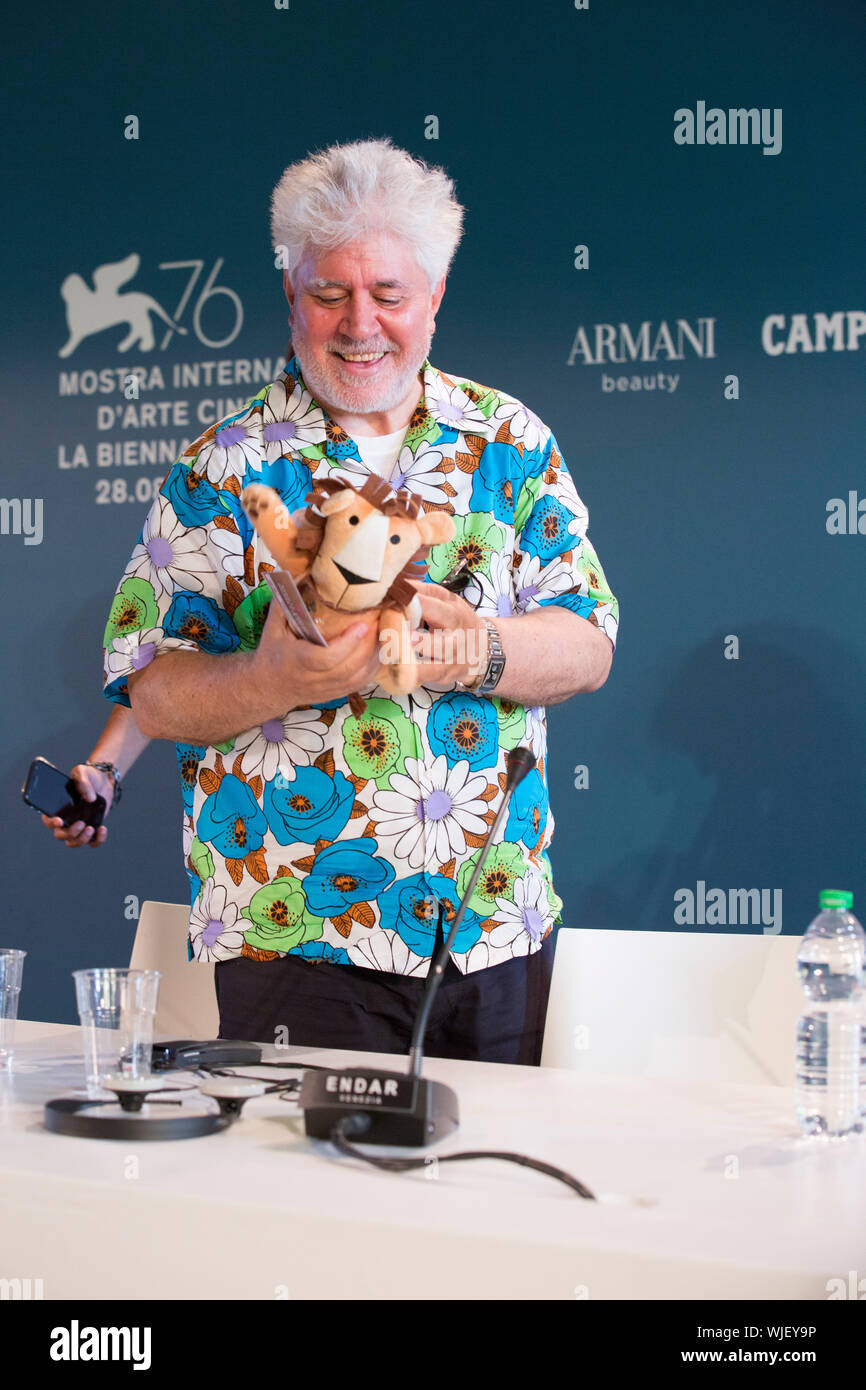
[349,515,359,525]
[390,535,400,544]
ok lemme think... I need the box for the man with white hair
[103,137,619,1065]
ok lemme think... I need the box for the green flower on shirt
[240,878,323,953]
[513,472,545,535]
[189,837,214,884]
[232,580,272,650]
[402,400,445,452]
[575,542,619,616]
[425,513,505,584]
[539,850,564,923]
[342,697,415,788]
[493,698,527,750]
[457,382,502,421]
[102,577,158,646]
[456,840,527,917]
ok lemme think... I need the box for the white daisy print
[126,497,212,600]
[209,523,245,580]
[389,447,456,505]
[490,397,547,452]
[488,873,554,952]
[371,755,490,869]
[232,709,326,781]
[464,548,516,618]
[422,374,490,434]
[512,552,576,614]
[524,705,547,762]
[189,880,246,962]
[262,377,327,450]
[105,626,175,681]
[596,605,619,646]
[463,936,492,972]
[315,445,455,506]
[196,421,264,487]
[314,453,376,489]
[347,929,429,977]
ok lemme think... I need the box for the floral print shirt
[103,353,619,975]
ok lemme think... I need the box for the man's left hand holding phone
[23,756,113,849]
[25,706,151,849]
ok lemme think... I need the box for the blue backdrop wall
[2,0,864,1022]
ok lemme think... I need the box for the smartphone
[21,756,106,830]
[268,570,328,646]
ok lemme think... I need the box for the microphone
[504,744,536,790]
[300,747,537,1146]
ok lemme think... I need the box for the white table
[1,1020,864,1301]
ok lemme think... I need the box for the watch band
[475,619,506,695]
[456,619,505,696]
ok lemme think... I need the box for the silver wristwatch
[456,619,506,696]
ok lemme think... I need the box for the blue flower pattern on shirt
[164,593,240,653]
[264,766,355,845]
[102,354,619,971]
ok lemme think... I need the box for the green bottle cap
[819,889,853,911]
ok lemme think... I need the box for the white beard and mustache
[291,323,434,417]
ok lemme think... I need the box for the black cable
[197,1059,326,1078]
[203,1067,304,1096]
[330,1116,596,1200]
[246,1059,327,1070]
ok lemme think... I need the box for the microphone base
[300,1067,459,1147]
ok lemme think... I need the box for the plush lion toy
[241,475,456,715]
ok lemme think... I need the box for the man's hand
[408,580,489,689]
[252,594,384,708]
[41,763,114,849]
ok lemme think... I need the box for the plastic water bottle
[795,889,865,1137]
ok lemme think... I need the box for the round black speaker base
[44,1096,224,1141]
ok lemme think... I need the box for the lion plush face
[313,488,451,611]
[240,476,456,616]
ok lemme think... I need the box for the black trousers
[214,931,555,1067]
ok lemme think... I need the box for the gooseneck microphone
[500,743,537,788]
[300,747,538,1145]
[407,746,537,1078]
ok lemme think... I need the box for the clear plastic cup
[73,968,161,1096]
[0,949,26,1069]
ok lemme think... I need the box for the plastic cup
[73,968,161,1096]
[0,949,26,1069]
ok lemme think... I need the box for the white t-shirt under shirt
[353,428,405,481]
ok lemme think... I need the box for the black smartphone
[440,557,472,594]
[21,756,106,830]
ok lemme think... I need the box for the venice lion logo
[59,253,187,357]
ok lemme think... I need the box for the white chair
[540,927,802,1085]
[129,901,219,1039]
